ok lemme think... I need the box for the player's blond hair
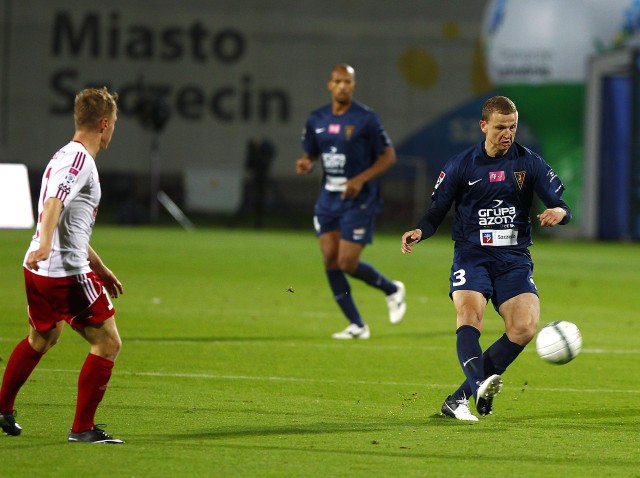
[481,96,517,121]
[74,87,119,131]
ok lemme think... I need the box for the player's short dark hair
[74,87,119,131]
[481,96,517,121]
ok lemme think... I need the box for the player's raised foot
[0,411,22,436]
[476,395,495,417]
[68,425,124,444]
[441,395,478,421]
[475,374,503,416]
[386,280,406,324]
[332,323,370,340]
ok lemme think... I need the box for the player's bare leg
[499,292,539,346]
[28,321,65,352]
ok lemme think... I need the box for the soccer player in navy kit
[401,96,571,420]
[296,64,406,339]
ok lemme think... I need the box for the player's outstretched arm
[401,229,422,254]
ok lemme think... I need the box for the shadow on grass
[426,408,640,435]
[162,421,390,441]
[125,418,639,469]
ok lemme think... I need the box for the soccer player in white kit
[0,87,125,443]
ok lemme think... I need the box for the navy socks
[326,269,364,327]
[452,333,525,400]
[455,325,485,398]
[351,262,397,295]
[326,262,396,326]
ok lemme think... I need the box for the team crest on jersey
[345,125,354,140]
[434,171,446,190]
[514,171,526,190]
[328,124,341,134]
[63,167,80,186]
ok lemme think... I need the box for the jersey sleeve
[368,111,392,157]
[301,114,319,157]
[415,158,460,239]
[45,150,92,207]
[532,154,572,225]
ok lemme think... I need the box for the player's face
[480,112,518,157]
[327,68,356,106]
[100,112,117,150]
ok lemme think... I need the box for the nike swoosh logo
[315,128,325,134]
[468,179,482,186]
[463,356,479,367]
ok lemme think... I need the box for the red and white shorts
[24,268,116,332]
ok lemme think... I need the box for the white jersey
[25,141,101,277]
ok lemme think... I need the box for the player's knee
[31,339,57,354]
[336,256,358,274]
[110,335,123,357]
[507,319,537,345]
[95,334,122,361]
[323,257,339,270]
[29,334,59,354]
[456,305,483,327]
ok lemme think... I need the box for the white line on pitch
[27,368,640,394]
[1,337,640,355]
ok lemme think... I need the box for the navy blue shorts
[313,209,375,244]
[449,241,538,310]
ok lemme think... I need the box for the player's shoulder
[350,100,372,112]
[447,142,481,168]
[350,100,379,118]
[56,140,89,155]
[308,104,332,119]
[513,142,542,161]
[50,141,95,169]
[511,142,551,173]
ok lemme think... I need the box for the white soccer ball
[535,321,582,364]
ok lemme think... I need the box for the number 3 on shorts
[452,268,466,287]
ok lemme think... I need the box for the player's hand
[401,229,422,254]
[341,177,364,200]
[296,158,314,175]
[91,260,124,298]
[537,207,566,227]
[99,268,124,298]
[25,247,52,271]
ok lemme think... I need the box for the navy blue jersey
[416,141,571,249]
[302,100,392,215]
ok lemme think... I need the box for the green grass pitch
[1,226,639,477]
